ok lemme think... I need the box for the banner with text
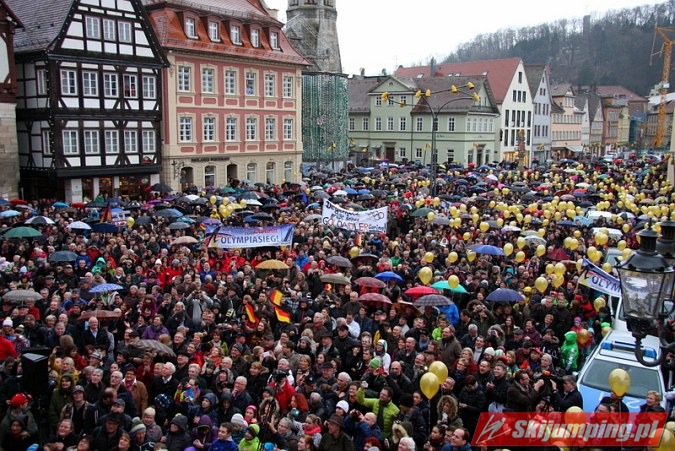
[579,257,622,298]
[321,200,388,233]
[205,225,295,249]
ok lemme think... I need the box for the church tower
[285,0,342,73]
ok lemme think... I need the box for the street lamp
[381,83,479,196]
[615,226,675,366]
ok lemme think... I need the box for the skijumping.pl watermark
[473,412,668,447]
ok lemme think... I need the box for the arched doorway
[227,164,238,185]
[181,167,194,191]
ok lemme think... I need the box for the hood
[377,339,387,353]
[197,414,214,429]
[203,392,217,406]
[96,257,106,266]
[564,331,577,345]
[171,414,188,432]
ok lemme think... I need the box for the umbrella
[411,207,435,217]
[320,273,352,285]
[67,221,92,230]
[431,280,468,293]
[256,259,289,270]
[150,182,173,192]
[0,210,21,218]
[523,235,546,246]
[251,212,274,221]
[556,220,577,227]
[326,255,353,268]
[3,227,42,239]
[168,222,191,230]
[304,214,322,221]
[358,293,392,304]
[24,216,55,225]
[521,230,539,237]
[91,223,119,234]
[431,216,451,226]
[414,294,452,307]
[546,248,570,261]
[486,288,524,303]
[90,283,124,293]
[404,286,440,296]
[49,251,78,262]
[502,225,521,233]
[154,208,184,218]
[375,271,403,282]
[78,309,122,321]
[471,244,505,256]
[134,216,153,226]
[353,277,386,288]
[52,202,69,209]
[130,339,176,358]
[172,236,198,245]
[351,253,379,265]
[2,290,43,302]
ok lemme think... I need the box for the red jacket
[0,335,17,361]
[272,380,296,412]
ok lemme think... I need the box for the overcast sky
[265,0,663,76]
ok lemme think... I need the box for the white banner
[205,225,295,249]
[321,200,388,233]
[579,258,622,298]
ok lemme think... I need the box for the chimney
[360,68,365,77]
[430,57,436,77]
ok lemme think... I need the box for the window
[265,117,275,140]
[61,70,77,95]
[82,72,98,96]
[105,130,119,154]
[103,19,116,41]
[349,117,355,131]
[84,130,99,154]
[42,130,52,154]
[208,22,220,41]
[245,72,255,95]
[264,74,275,97]
[284,161,293,182]
[387,117,394,131]
[203,117,215,141]
[230,25,241,44]
[37,69,47,95]
[415,117,423,132]
[142,76,156,99]
[251,29,260,47]
[62,130,79,155]
[283,118,293,140]
[104,73,118,97]
[266,162,275,184]
[226,117,237,141]
[400,95,408,105]
[86,17,101,39]
[185,18,197,38]
[179,117,193,142]
[375,96,382,106]
[447,117,455,132]
[178,66,191,92]
[118,21,132,43]
[399,117,407,131]
[225,70,236,94]
[123,74,137,98]
[246,163,256,181]
[448,149,455,162]
[362,117,369,131]
[415,148,422,159]
[205,165,216,187]
[202,68,215,93]
[270,32,279,49]
[375,117,382,131]
[246,117,257,140]
[282,76,293,98]
[124,130,138,153]
[142,130,156,152]
[398,147,406,158]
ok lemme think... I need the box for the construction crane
[652,27,675,148]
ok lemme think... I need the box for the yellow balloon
[209,195,217,205]
[428,361,449,382]
[622,248,633,260]
[545,264,554,275]
[601,262,613,274]
[552,273,565,288]
[419,267,433,285]
[480,221,490,232]
[448,275,460,289]
[655,428,675,451]
[424,252,435,263]
[568,238,579,251]
[420,372,441,399]
[617,240,626,251]
[467,251,476,262]
[516,237,526,249]
[448,251,458,263]
[126,216,135,228]
[608,368,631,396]
[432,197,441,207]
[595,232,608,246]
[427,211,436,222]
[515,251,525,262]
[222,197,229,206]
[554,262,566,276]
[573,230,581,238]
[463,232,471,241]
[536,245,546,257]
[534,276,548,293]
[496,218,504,227]
[576,258,584,273]
[594,297,606,312]
[349,246,360,258]
[503,243,514,256]
[601,326,612,337]
[240,199,247,208]
[666,421,675,433]
[538,228,546,237]
[587,246,598,258]
[622,223,631,233]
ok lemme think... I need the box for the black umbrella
[135,216,153,225]
[251,212,274,221]
[151,183,173,192]
[49,251,78,262]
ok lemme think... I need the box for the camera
[540,370,562,387]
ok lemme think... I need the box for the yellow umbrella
[256,259,289,270]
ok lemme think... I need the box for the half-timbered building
[8,0,168,201]
[142,0,307,191]
[0,0,21,199]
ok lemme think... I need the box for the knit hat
[246,424,260,437]
[231,413,248,428]
[483,347,495,356]
[130,417,146,435]
[336,400,349,412]
[327,414,343,428]
[2,318,12,327]
[369,357,381,369]
[10,393,30,407]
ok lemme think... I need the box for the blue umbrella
[91,222,119,233]
[557,220,577,227]
[375,271,403,283]
[357,189,371,195]
[90,283,124,293]
[471,244,505,256]
[0,210,20,218]
[345,188,358,195]
[431,280,468,293]
[486,288,524,303]
[53,202,69,208]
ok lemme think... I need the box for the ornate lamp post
[381,83,479,196]
[615,227,675,366]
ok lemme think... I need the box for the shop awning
[566,146,584,153]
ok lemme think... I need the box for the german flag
[355,233,362,247]
[244,303,258,324]
[274,306,291,323]
[269,289,283,307]
[100,202,112,223]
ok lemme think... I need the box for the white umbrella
[501,225,521,232]
[523,235,546,246]
[246,199,263,206]
[67,221,92,230]
[333,190,348,196]
[485,174,498,181]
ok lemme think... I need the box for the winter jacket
[165,414,191,451]
[356,388,400,439]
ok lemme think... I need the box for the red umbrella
[546,248,570,261]
[71,202,86,208]
[10,199,27,205]
[358,293,392,304]
[353,277,386,288]
[404,286,440,296]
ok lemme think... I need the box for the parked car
[576,330,666,412]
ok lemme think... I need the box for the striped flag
[269,289,284,306]
[355,233,362,247]
[244,303,258,324]
[274,306,292,323]
[268,288,291,323]
[100,202,112,223]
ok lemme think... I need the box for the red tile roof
[394,57,523,103]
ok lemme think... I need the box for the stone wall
[0,103,19,199]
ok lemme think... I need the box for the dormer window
[185,18,197,38]
[270,31,279,50]
[251,29,260,48]
[231,25,241,44]
[208,21,220,41]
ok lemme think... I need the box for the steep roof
[524,64,546,98]
[593,85,646,102]
[347,77,384,113]
[550,83,574,98]
[6,0,74,53]
[394,57,522,104]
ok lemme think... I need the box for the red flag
[244,303,258,324]
[269,289,283,307]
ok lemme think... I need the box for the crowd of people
[0,156,673,451]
